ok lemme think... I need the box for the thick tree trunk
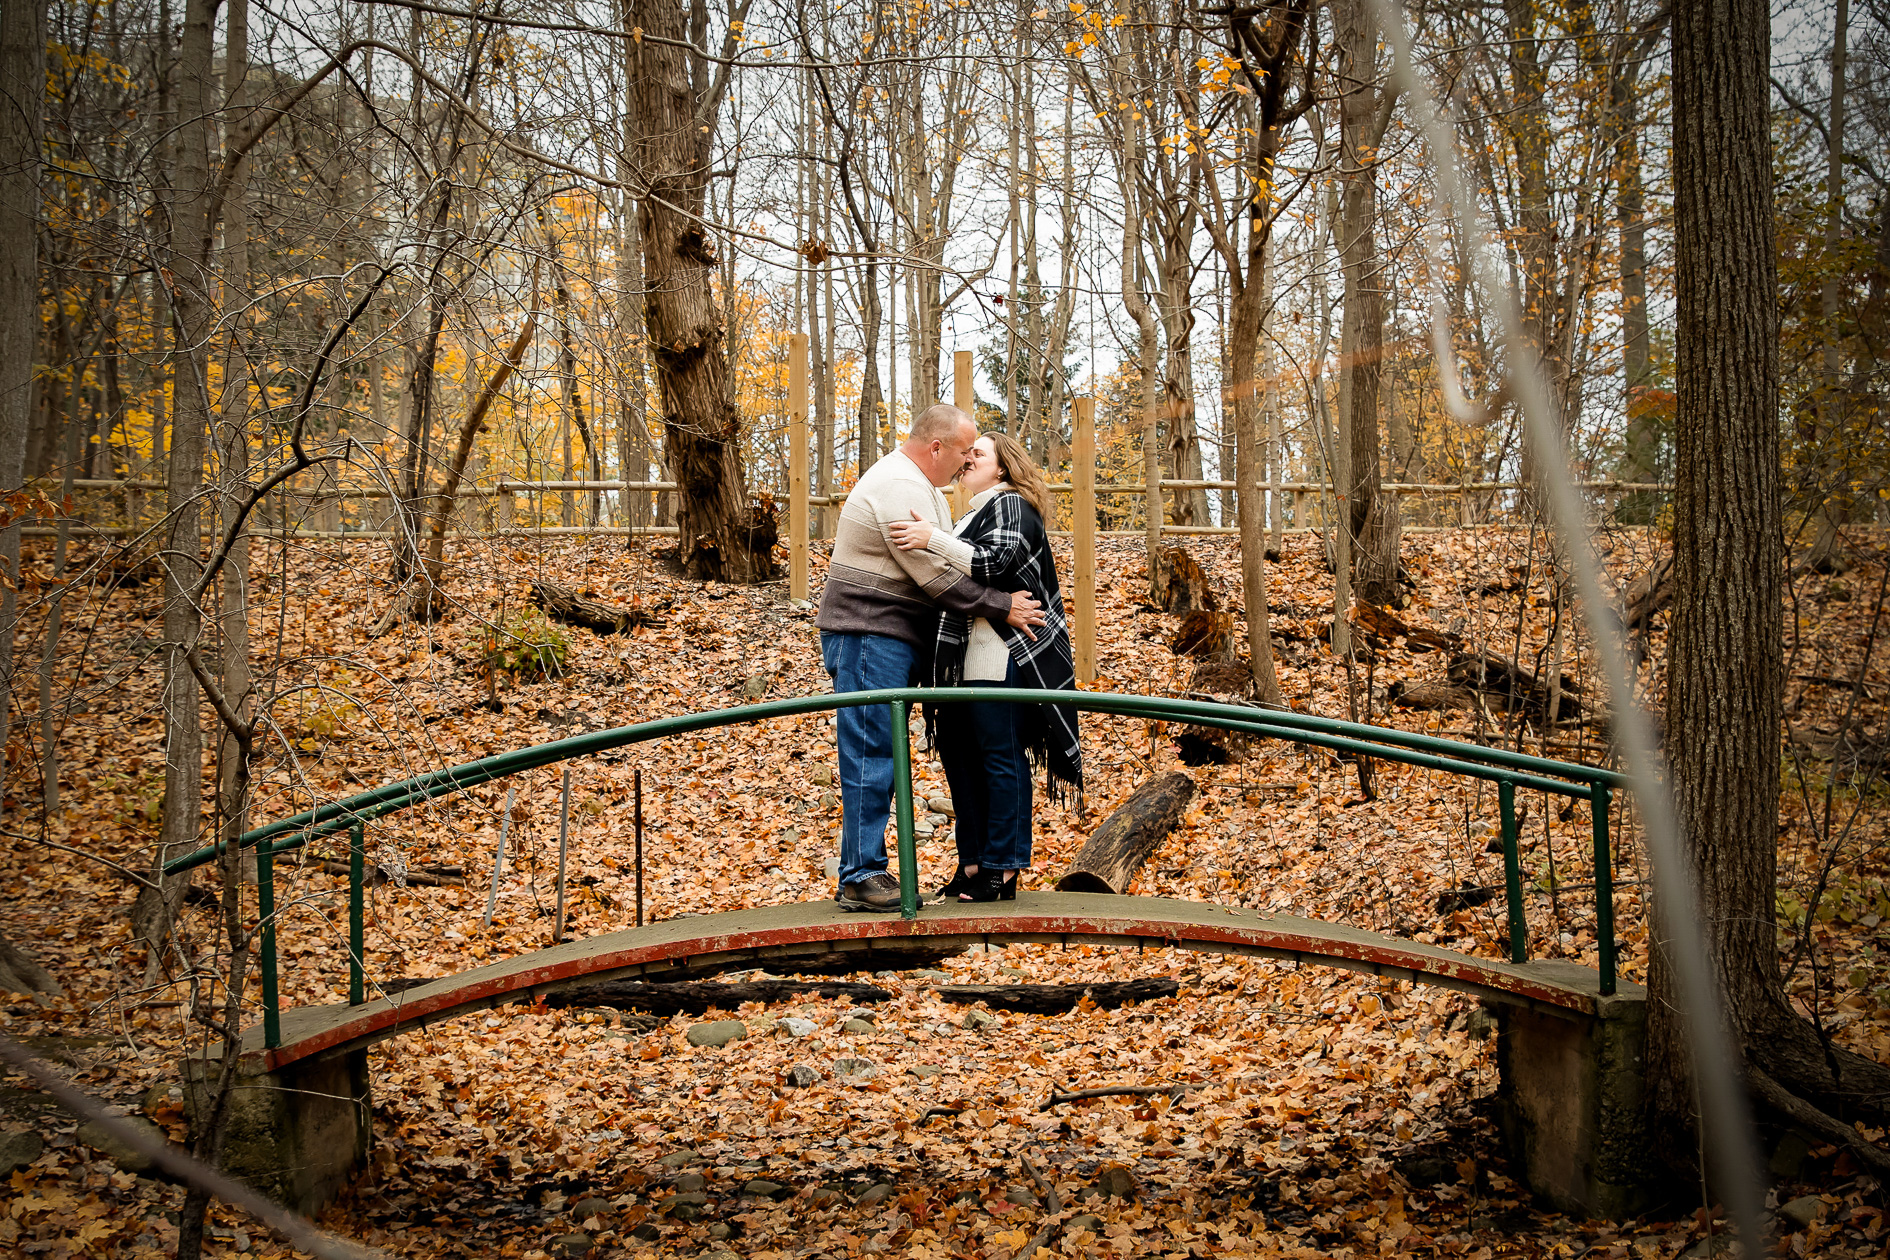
[1057,772,1196,895]
[628,0,773,582]
[0,0,45,790]
[1655,0,1890,1167]
[1335,0,1399,605]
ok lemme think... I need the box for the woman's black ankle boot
[960,869,1018,903]
[937,866,978,901]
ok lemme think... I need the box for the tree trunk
[215,0,253,882]
[1056,771,1197,895]
[1654,0,1890,1170]
[627,0,773,582]
[1615,55,1657,521]
[1335,0,1399,605]
[0,0,45,792]
[135,0,220,965]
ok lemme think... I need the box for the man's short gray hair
[909,403,971,445]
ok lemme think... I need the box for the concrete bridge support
[183,1049,371,1214]
[1496,988,1653,1219]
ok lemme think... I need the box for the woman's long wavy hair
[983,431,1051,520]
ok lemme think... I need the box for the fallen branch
[1020,1152,1061,1213]
[1040,1082,1203,1111]
[914,1105,964,1126]
[543,978,890,1016]
[931,978,1178,1014]
[314,860,464,887]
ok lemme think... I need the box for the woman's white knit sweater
[928,487,1012,681]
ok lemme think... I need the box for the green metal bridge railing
[164,689,1627,1049]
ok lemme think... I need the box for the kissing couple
[813,403,1083,911]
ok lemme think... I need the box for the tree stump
[1154,546,1217,616]
[1174,660,1260,765]
[1056,771,1196,894]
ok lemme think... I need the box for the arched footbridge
[166,689,1650,1220]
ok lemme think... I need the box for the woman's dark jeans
[936,669,1032,872]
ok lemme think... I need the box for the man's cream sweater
[815,450,1013,647]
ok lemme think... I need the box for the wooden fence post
[789,332,809,602]
[1073,397,1097,685]
[951,349,973,519]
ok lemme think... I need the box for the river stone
[913,969,954,982]
[842,1019,875,1036]
[707,1223,732,1239]
[0,1130,43,1176]
[658,1149,701,1168]
[1004,1187,1036,1206]
[547,1233,593,1259]
[687,1019,747,1048]
[743,675,770,700]
[833,1058,878,1081]
[913,818,935,837]
[76,1118,161,1173]
[702,1250,739,1260]
[925,795,955,816]
[665,1191,709,1219]
[1778,1195,1824,1230]
[962,1009,996,1031]
[810,766,833,785]
[774,1017,817,1039]
[809,1187,843,1207]
[785,1063,819,1088]
[1068,1214,1104,1234]
[675,1172,708,1193]
[570,1197,612,1221]
[628,1222,662,1241]
[908,1064,944,1078]
[854,1183,894,1207]
[742,1179,790,1200]
[1096,1165,1138,1200]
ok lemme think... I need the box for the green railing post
[1592,783,1616,995]
[1499,779,1527,964]
[889,699,919,920]
[257,845,280,1050]
[349,821,366,1006]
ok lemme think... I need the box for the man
[816,403,1046,911]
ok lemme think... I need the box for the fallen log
[1056,771,1196,894]
[542,978,891,1016]
[1446,650,1582,721]
[530,579,669,633]
[1386,679,1477,712]
[932,977,1178,1014]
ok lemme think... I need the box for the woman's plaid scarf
[928,490,1083,798]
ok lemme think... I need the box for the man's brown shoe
[835,871,902,912]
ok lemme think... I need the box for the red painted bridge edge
[254,900,1632,1072]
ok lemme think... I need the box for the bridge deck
[251,892,1641,1070]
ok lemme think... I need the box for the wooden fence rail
[51,404,1669,685]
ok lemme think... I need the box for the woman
[890,433,1082,901]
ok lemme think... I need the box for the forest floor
[2,521,1887,1259]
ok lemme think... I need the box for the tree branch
[0,1037,389,1260]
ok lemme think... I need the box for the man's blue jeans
[821,631,918,887]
